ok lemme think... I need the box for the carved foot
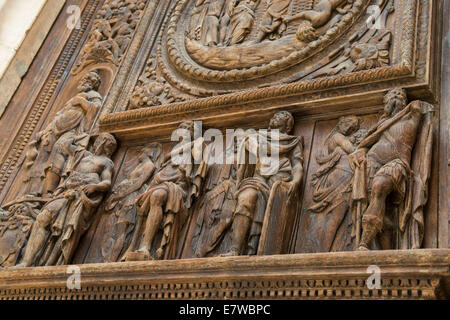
[120,251,133,262]
[336,8,349,15]
[357,245,370,251]
[123,250,152,262]
[10,263,27,269]
[220,248,240,257]
[137,247,150,255]
[155,248,164,260]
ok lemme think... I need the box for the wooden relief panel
[0,0,446,292]
[155,0,391,96]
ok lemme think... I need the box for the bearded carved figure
[222,111,304,256]
[349,88,434,251]
[123,121,207,261]
[23,71,103,197]
[16,133,117,267]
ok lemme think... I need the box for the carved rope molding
[0,250,448,300]
[0,0,102,196]
[99,65,411,130]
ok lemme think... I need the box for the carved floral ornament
[153,0,398,98]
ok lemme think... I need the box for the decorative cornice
[0,249,448,300]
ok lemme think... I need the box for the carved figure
[349,88,434,250]
[100,144,162,262]
[257,0,292,42]
[123,121,207,260]
[202,0,224,46]
[285,0,353,41]
[190,0,209,40]
[223,111,304,256]
[16,133,117,267]
[0,201,40,267]
[298,116,364,252]
[129,56,189,109]
[190,138,240,258]
[349,32,391,71]
[227,0,259,45]
[72,0,146,73]
[23,71,102,196]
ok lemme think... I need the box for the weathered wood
[0,0,446,300]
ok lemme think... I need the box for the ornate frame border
[0,0,446,301]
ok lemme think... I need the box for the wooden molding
[0,249,448,300]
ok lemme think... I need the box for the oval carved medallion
[158,0,371,95]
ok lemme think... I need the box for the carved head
[350,43,379,70]
[351,128,368,145]
[296,20,318,43]
[78,70,101,92]
[383,88,408,117]
[93,133,117,157]
[269,111,295,134]
[337,115,360,136]
[140,143,162,162]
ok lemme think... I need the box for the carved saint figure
[124,121,206,260]
[100,144,162,262]
[227,0,259,45]
[23,71,102,197]
[16,133,117,267]
[349,88,434,250]
[298,116,364,253]
[223,111,304,256]
[189,138,240,258]
[202,0,224,46]
[257,0,291,42]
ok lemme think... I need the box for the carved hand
[83,184,99,196]
[349,149,366,170]
[70,96,89,108]
[135,192,147,207]
[64,190,77,200]
[283,16,292,24]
